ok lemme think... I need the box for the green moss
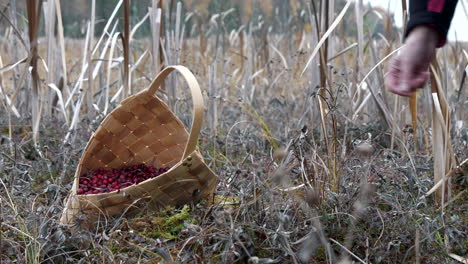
[165,205,191,226]
[144,205,192,240]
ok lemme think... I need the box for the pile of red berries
[78,164,169,195]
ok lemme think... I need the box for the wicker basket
[60,66,218,225]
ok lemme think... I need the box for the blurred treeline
[2,0,394,38]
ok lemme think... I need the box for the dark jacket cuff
[405,12,451,47]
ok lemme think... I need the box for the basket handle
[147,66,204,160]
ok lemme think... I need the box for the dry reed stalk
[91,0,123,56]
[158,0,165,76]
[105,31,123,113]
[62,21,117,113]
[295,27,303,51]
[310,0,332,191]
[173,2,183,94]
[425,163,466,198]
[261,28,269,72]
[63,23,92,143]
[329,0,335,54]
[0,56,14,156]
[26,0,43,145]
[415,228,420,264]
[353,0,364,109]
[6,57,33,119]
[304,2,320,132]
[93,22,118,85]
[379,7,393,107]
[244,25,253,104]
[54,0,69,101]
[328,43,357,62]
[353,45,404,123]
[390,0,409,152]
[63,95,85,144]
[163,0,172,96]
[431,91,448,205]
[86,0,95,114]
[447,253,468,263]
[48,83,68,125]
[208,63,217,168]
[326,1,351,192]
[0,5,8,23]
[239,30,244,75]
[308,0,352,192]
[130,11,149,41]
[455,53,467,107]
[218,10,231,101]
[174,2,181,59]
[208,11,219,137]
[0,58,27,76]
[390,95,399,151]
[149,0,162,75]
[366,13,387,69]
[409,94,418,150]
[5,0,23,109]
[0,5,26,49]
[62,10,110,112]
[44,0,56,116]
[163,1,185,107]
[367,38,392,128]
[302,0,351,75]
[430,59,455,205]
[122,0,130,99]
[198,15,207,57]
[0,58,21,119]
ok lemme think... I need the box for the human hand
[386,26,439,96]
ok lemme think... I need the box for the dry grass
[0,0,467,263]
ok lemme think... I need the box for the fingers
[386,57,402,93]
[391,82,413,96]
[401,60,430,96]
[386,57,413,96]
[410,71,430,89]
[386,56,430,97]
[402,73,428,94]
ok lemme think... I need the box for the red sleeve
[406,0,459,47]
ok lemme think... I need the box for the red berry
[80,165,170,194]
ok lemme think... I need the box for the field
[0,0,467,263]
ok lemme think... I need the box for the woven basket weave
[60,66,218,225]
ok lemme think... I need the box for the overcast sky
[363,0,468,41]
